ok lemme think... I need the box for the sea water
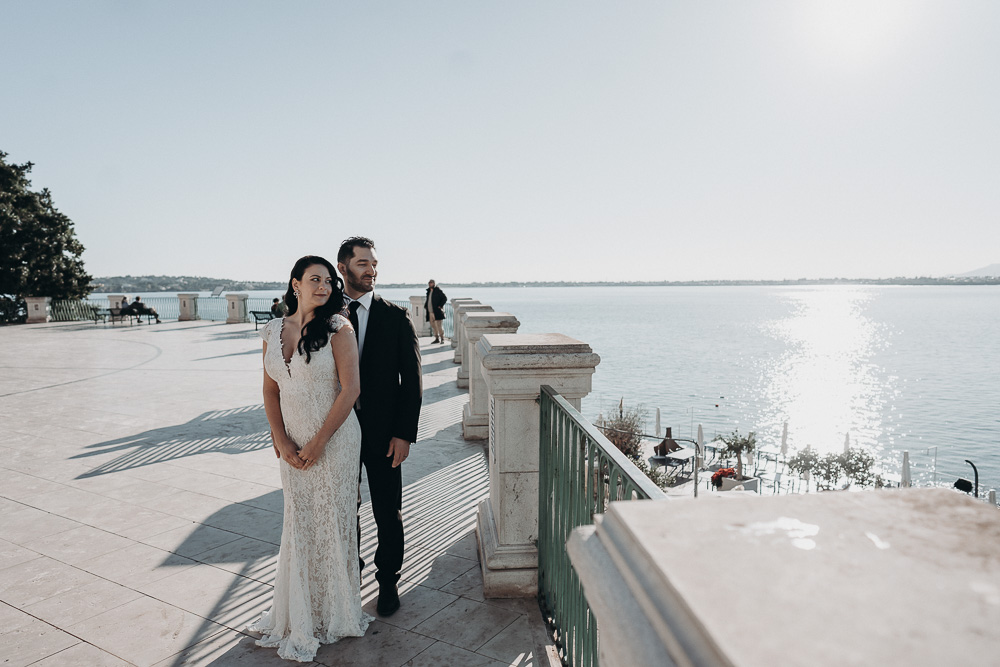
[98,285,1000,490]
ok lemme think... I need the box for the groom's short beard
[345,266,373,293]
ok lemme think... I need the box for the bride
[247,255,372,662]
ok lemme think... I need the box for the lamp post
[965,459,979,498]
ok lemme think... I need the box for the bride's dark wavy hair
[282,255,345,363]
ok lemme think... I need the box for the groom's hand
[387,437,410,468]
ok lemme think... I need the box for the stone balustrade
[225,293,249,324]
[567,488,1000,666]
[456,305,501,388]
[408,295,431,337]
[449,298,476,347]
[25,297,52,323]
[450,300,483,362]
[453,303,493,372]
[461,312,520,440]
[178,293,199,321]
[476,333,600,597]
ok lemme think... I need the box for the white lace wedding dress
[247,315,372,662]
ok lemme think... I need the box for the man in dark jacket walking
[425,280,447,344]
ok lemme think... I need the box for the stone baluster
[453,302,492,368]
[25,297,52,323]
[226,293,249,324]
[408,295,431,337]
[178,293,199,321]
[461,312,520,439]
[476,333,600,597]
[449,298,477,349]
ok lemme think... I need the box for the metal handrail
[538,385,666,667]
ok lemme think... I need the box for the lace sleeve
[259,317,275,341]
[328,313,351,333]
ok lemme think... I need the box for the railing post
[451,300,484,363]
[476,333,600,597]
[455,303,493,380]
[449,298,476,348]
[408,295,431,337]
[462,312,520,440]
[24,297,52,323]
[108,294,127,309]
[225,293,249,324]
[177,293,199,321]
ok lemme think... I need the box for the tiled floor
[0,320,554,666]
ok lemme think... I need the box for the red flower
[711,468,737,488]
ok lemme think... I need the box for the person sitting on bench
[270,298,287,317]
[130,296,161,323]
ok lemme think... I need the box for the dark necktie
[348,301,361,346]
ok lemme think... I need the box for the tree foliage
[1,151,90,321]
[596,399,646,460]
[786,446,819,477]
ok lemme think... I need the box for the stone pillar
[25,297,52,323]
[408,295,431,337]
[476,333,600,597]
[178,293,199,321]
[108,294,127,309]
[449,298,476,349]
[453,302,491,367]
[458,306,506,388]
[226,293,249,324]
[462,312,520,439]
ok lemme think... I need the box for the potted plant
[815,452,844,491]
[787,446,819,492]
[713,430,759,492]
[841,447,876,488]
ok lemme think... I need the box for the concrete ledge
[569,489,1000,666]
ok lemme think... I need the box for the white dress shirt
[348,291,373,359]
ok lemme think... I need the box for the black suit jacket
[356,295,422,453]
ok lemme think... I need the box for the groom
[338,236,422,617]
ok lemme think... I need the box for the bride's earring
[294,290,300,297]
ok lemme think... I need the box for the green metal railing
[538,385,666,667]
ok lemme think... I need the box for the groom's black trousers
[358,444,404,587]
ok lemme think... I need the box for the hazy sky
[3,1,998,283]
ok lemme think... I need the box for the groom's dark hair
[338,236,376,265]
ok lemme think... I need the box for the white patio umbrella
[694,424,705,498]
[696,424,704,468]
[901,451,912,488]
[655,408,661,437]
[780,422,789,458]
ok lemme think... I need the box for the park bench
[250,310,274,330]
[107,308,157,325]
[86,305,107,323]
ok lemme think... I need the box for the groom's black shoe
[376,585,400,617]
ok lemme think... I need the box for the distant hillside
[91,275,285,293]
[91,274,1000,293]
[953,263,1000,278]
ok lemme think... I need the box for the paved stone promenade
[0,319,552,666]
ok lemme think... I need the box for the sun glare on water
[761,287,888,455]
